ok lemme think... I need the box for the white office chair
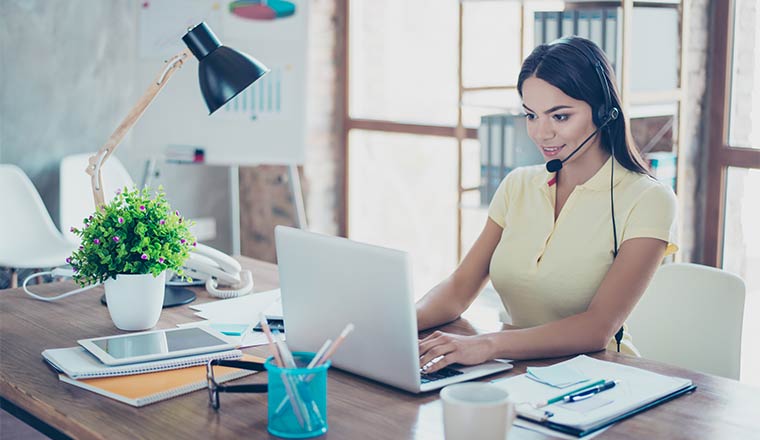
[0,164,77,287]
[59,153,135,243]
[627,263,746,380]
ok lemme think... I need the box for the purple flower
[78,245,83,250]
[93,238,100,245]
[159,257,165,263]
[141,253,148,260]
[139,205,146,211]
[88,215,93,220]
[174,210,180,216]
[112,236,120,243]
[65,257,71,263]
[118,217,124,224]
[159,219,165,225]
[73,267,78,272]
[69,226,75,232]
[181,239,186,244]
[192,242,197,247]
[116,188,122,195]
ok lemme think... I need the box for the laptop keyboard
[420,366,464,384]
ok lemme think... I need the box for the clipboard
[543,384,697,437]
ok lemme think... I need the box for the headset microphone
[544,108,618,173]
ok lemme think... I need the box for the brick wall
[679,0,711,262]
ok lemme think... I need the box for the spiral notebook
[59,354,265,407]
[42,346,243,379]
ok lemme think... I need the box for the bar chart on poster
[132,0,307,166]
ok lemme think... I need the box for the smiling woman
[415,37,678,373]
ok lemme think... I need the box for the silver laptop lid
[275,226,422,392]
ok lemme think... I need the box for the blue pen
[563,380,619,403]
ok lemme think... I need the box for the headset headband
[550,38,619,126]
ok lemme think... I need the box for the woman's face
[521,76,600,165]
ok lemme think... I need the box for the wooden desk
[1,257,758,439]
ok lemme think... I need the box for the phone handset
[183,244,254,299]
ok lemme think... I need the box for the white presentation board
[132,0,308,166]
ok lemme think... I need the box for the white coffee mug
[440,382,516,440]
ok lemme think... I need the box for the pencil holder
[264,352,331,439]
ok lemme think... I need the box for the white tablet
[78,326,236,366]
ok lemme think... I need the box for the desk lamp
[85,22,269,307]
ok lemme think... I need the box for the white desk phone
[174,243,254,299]
[22,243,254,301]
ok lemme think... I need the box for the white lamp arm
[86,48,192,207]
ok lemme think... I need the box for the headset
[549,37,625,352]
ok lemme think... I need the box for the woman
[416,36,677,373]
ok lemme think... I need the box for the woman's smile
[540,144,566,157]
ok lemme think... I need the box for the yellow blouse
[487,158,678,355]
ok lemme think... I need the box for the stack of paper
[526,363,592,388]
[178,289,283,348]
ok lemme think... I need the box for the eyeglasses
[206,359,267,410]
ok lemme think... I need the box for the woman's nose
[535,118,555,141]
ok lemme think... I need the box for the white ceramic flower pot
[104,272,166,331]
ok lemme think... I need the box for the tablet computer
[78,326,236,366]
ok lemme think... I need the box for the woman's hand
[418,331,494,374]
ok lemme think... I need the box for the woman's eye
[523,113,536,121]
[553,114,569,121]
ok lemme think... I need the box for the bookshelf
[455,0,689,260]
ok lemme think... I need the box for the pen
[535,379,606,407]
[563,380,618,403]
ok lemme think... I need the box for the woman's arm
[415,218,503,331]
[419,236,666,371]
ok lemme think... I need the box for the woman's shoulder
[625,172,677,209]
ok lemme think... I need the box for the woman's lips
[541,145,565,157]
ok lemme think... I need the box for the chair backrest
[59,153,135,243]
[0,164,68,265]
[627,263,746,379]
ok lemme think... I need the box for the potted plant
[68,187,195,331]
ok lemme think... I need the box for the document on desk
[182,289,282,348]
[190,288,281,322]
[493,355,696,437]
[190,289,282,324]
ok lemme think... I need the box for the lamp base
[100,286,196,308]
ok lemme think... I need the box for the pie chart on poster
[229,0,296,20]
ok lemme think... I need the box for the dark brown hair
[517,36,650,175]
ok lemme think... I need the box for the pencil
[259,313,284,367]
[315,323,355,367]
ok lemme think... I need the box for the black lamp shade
[182,22,269,114]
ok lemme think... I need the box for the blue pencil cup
[264,352,331,439]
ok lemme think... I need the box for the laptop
[274,226,513,393]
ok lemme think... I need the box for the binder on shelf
[589,10,604,47]
[577,10,591,39]
[604,9,619,70]
[544,11,561,42]
[562,10,576,37]
[534,12,545,45]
